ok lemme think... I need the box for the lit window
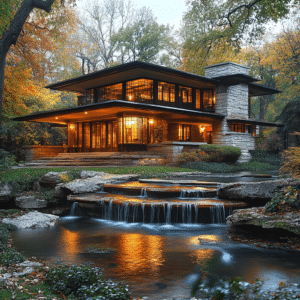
[179,86,192,103]
[231,123,246,133]
[179,125,191,141]
[158,82,175,102]
[126,79,153,103]
[97,83,122,102]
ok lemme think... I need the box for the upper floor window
[158,82,175,102]
[97,83,122,102]
[179,86,192,103]
[126,79,153,103]
[203,90,215,110]
[78,89,94,106]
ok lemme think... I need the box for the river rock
[226,207,300,236]
[62,173,140,194]
[218,178,299,204]
[2,211,59,229]
[39,171,68,188]
[15,195,48,209]
[0,183,13,202]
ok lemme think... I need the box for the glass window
[203,90,215,110]
[126,79,153,103]
[158,82,175,102]
[78,90,94,106]
[179,86,192,103]
[179,125,191,141]
[97,83,122,102]
[196,89,201,109]
[231,123,246,133]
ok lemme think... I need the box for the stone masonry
[205,62,255,162]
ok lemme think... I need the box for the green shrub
[279,147,300,179]
[198,145,241,163]
[265,185,300,213]
[0,149,16,172]
[0,248,25,266]
[261,133,283,154]
[45,264,130,300]
[249,150,282,167]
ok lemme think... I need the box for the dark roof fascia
[227,118,284,127]
[13,100,225,121]
[213,74,261,85]
[248,82,281,95]
[45,61,219,91]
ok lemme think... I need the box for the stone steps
[24,152,165,167]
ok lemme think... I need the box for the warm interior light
[129,95,132,101]
[55,117,58,120]
[149,120,154,124]
[69,124,75,131]
[84,111,88,114]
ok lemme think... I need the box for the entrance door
[91,121,118,152]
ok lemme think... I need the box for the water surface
[11,217,300,299]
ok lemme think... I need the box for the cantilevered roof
[248,83,281,96]
[45,61,280,97]
[212,74,261,85]
[13,100,225,125]
[46,61,218,93]
[227,118,283,127]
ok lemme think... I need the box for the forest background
[1,0,300,160]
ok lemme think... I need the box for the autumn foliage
[279,147,300,179]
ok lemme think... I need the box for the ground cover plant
[280,147,300,179]
[177,150,282,173]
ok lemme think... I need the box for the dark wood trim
[153,80,158,105]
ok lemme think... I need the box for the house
[14,61,282,163]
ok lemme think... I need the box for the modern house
[14,61,282,163]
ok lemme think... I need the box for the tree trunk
[0,0,56,129]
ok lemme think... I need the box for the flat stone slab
[139,179,218,187]
[2,211,60,229]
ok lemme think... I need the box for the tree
[0,0,76,127]
[181,0,300,75]
[113,7,170,63]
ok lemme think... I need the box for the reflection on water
[11,217,300,299]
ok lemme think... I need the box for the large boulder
[227,207,300,236]
[2,211,59,229]
[39,171,68,188]
[15,195,48,209]
[218,179,299,205]
[61,173,140,194]
[0,183,13,202]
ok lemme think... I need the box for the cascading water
[69,181,245,224]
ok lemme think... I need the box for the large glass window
[196,89,201,110]
[97,83,122,102]
[158,82,175,102]
[126,79,153,103]
[179,86,192,103]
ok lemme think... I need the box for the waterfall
[166,203,172,224]
[70,202,86,217]
[140,187,148,197]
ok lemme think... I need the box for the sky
[76,0,188,30]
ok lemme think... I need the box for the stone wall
[147,142,206,163]
[24,145,65,162]
[206,62,254,162]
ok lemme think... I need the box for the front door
[91,121,118,152]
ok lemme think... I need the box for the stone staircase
[23,152,166,167]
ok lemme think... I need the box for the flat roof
[13,100,225,125]
[227,118,283,127]
[46,61,218,93]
